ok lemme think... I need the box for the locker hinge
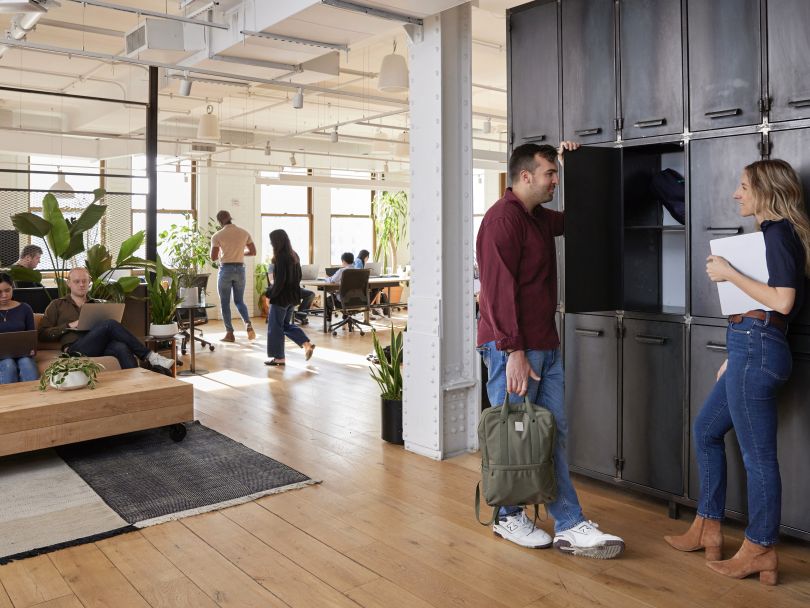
[615,324,626,339]
[759,136,772,157]
[614,117,624,131]
[614,457,625,472]
[758,96,771,114]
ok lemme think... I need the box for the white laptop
[365,261,382,276]
[73,302,126,331]
[300,264,318,280]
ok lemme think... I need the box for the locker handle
[634,335,667,345]
[574,128,602,136]
[705,108,741,119]
[634,118,666,128]
[787,98,810,108]
[705,342,728,353]
[706,226,742,235]
[575,329,603,338]
[521,134,546,142]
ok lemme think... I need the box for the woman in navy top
[666,160,810,585]
[0,272,39,384]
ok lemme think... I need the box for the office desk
[301,276,410,333]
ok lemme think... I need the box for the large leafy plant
[158,215,219,286]
[84,232,153,302]
[10,189,107,295]
[146,254,182,325]
[369,325,404,400]
[373,190,408,273]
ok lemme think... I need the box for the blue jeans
[68,319,147,369]
[693,316,791,546]
[218,263,251,332]
[479,342,585,533]
[267,304,310,359]
[0,356,39,383]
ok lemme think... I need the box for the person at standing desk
[666,159,810,586]
[477,141,625,559]
[12,244,44,288]
[210,210,256,343]
[0,272,38,384]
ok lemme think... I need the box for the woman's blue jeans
[266,303,310,359]
[478,342,585,533]
[0,356,39,383]
[693,316,791,546]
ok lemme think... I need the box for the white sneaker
[147,351,175,370]
[553,520,625,559]
[493,511,552,549]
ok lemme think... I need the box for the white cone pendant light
[197,104,220,140]
[377,40,408,93]
[50,169,74,200]
[394,131,409,157]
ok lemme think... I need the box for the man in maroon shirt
[477,142,625,559]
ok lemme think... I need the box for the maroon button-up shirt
[476,188,564,351]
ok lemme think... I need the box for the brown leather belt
[728,309,787,333]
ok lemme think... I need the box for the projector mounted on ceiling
[125,18,204,62]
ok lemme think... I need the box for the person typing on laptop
[39,268,175,374]
[0,272,38,384]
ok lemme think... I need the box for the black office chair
[329,269,372,336]
[175,273,215,355]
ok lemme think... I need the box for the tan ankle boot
[220,331,235,343]
[664,516,723,560]
[707,539,778,585]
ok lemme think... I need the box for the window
[28,156,102,269]
[259,167,311,264]
[330,170,373,264]
[131,156,194,260]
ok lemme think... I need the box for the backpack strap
[474,481,499,526]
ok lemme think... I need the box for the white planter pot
[150,322,178,337]
[51,370,90,391]
[180,286,199,307]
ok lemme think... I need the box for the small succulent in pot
[39,353,105,392]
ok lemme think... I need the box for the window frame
[329,171,377,265]
[259,168,314,264]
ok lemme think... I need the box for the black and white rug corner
[0,422,318,565]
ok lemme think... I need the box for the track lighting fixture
[178,72,192,97]
[264,140,272,156]
[330,128,339,143]
[289,152,297,167]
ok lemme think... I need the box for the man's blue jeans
[479,342,585,533]
[68,319,148,369]
[0,356,38,383]
[217,263,251,332]
[693,316,791,546]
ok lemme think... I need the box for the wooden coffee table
[0,368,194,458]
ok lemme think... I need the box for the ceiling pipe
[1,38,410,108]
[63,0,230,29]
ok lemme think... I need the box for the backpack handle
[474,481,499,526]
[499,393,533,421]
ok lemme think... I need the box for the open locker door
[563,146,622,313]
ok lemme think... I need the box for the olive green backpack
[475,395,557,525]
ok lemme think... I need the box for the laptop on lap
[0,330,38,358]
[74,303,126,331]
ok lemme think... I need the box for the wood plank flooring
[1,315,809,607]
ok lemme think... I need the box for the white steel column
[403,2,479,460]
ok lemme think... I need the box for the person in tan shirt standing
[210,210,256,342]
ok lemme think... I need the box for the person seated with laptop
[353,249,386,316]
[324,252,356,315]
[39,267,175,374]
[0,272,39,384]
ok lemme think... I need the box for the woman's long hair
[745,159,810,276]
[269,229,300,266]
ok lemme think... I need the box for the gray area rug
[0,422,316,564]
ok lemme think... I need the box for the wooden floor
[1,314,809,608]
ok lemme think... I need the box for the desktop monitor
[325,266,340,277]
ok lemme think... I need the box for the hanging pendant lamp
[50,168,74,200]
[393,131,409,157]
[196,104,220,140]
[377,40,409,93]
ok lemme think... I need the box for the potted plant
[373,190,408,274]
[369,325,404,444]
[254,261,271,317]
[39,353,105,392]
[146,254,182,337]
[157,214,219,306]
